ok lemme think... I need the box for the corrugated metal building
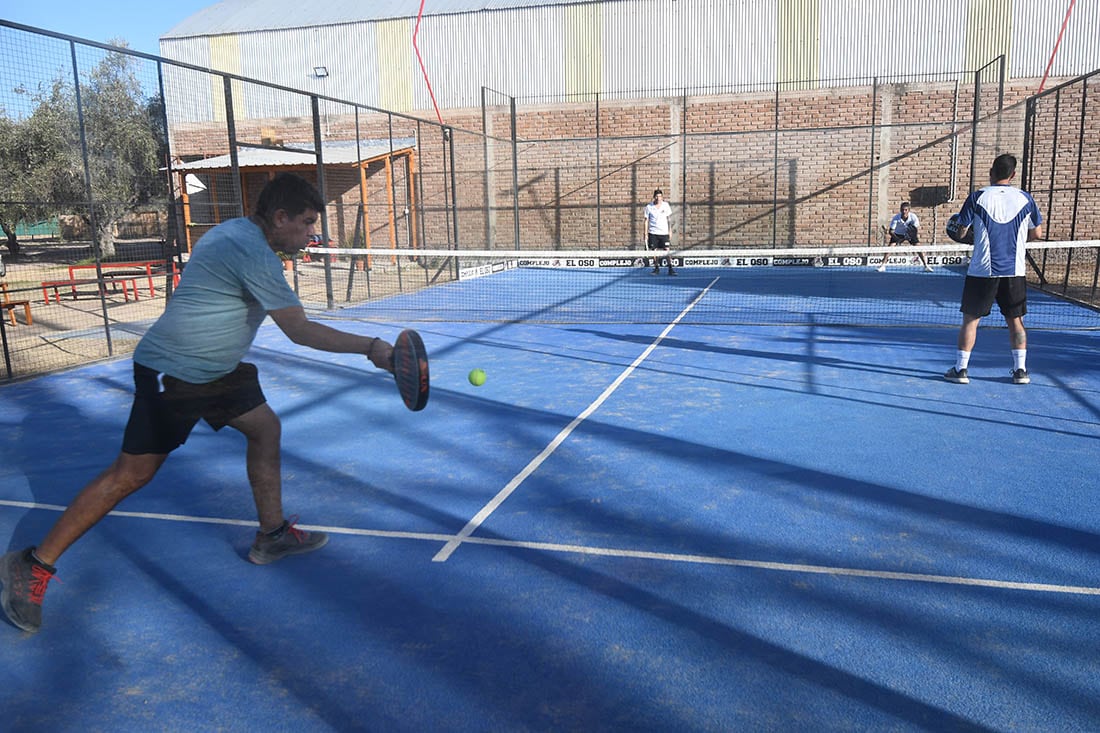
[160,0,1100,113]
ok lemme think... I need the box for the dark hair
[653,189,663,197]
[254,173,325,223]
[990,154,1017,181]
[900,201,910,208]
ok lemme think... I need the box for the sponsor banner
[927,254,968,266]
[517,257,600,268]
[771,256,815,267]
[682,256,742,267]
[724,256,774,267]
[817,255,869,267]
[458,259,517,280]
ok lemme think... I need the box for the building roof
[175,139,417,171]
[163,0,599,39]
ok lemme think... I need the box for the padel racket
[392,329,430,411]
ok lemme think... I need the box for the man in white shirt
[643,189,676,276]
[878,201,932,272]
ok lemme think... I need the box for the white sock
[1012,349,1026,371]
[956,350,971,371]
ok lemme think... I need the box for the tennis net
[295,242,1100,330]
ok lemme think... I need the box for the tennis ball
[468,368,486,386]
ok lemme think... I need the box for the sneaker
[1012,368,1030,384]
[0,548,57,633]
[248,517,328,565]
[944,367,969,384]
[924,264,934,272]
[877,263,887,272]
[667,269,677,276]
[650,268,660,275]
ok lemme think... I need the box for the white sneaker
[876,264,886,272]
[924,264,934,272]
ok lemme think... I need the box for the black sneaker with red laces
[0,547,57,633]
[248,517,328,565]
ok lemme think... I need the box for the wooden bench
[40,276,141,305]
[1,282,33,326]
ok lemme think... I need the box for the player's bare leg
[945,314,981,383]
[1006,315,1029,383]
[230,403,329,564]
[2,451,167,632]
[228,403,284,532]
[37,452,168,565]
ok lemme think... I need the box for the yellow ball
[468,368,486,386]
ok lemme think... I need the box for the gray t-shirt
[134,217,301,383]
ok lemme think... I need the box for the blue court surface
[2,265,1099,732]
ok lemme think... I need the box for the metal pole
[681,87,688,248]
[155,59,182,300]
[311,96,334,310]
[448,126,460,251]
[1046,91,1062,227]
[772,82,780,248]
[969,69,980,193]
[868,76,879,245]
[0,313,12,380]
[481,87,491,248]
[1068,78,1088,241]
[596,93,602,250]
[70,41,113,355]
[511,96,520,250]
[950,79,960,200]
[1021,97,1035,193]
[997,54,1006,110]
[224,76,243,211]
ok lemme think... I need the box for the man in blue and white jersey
[944,154,1043,385]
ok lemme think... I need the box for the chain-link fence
[485,65,1025,253]
[2,19,1094,380]
[1022,68,1100,307]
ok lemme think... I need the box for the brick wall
[171,76,1081,252]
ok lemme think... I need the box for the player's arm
[953,194,979,240]
[268,305,393,370]
[1027,224,1043,241]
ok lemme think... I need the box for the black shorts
[121,362,267,455]
[889,233,918,244]
[647,233,670,250]
[960,276,1028,319]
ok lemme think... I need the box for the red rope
[1038,0,1077,93]
[413,0,445,125]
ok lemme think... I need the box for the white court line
[431,276,722,563]
[2,499,1097,596]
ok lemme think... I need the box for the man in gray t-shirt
[1,174,395,634]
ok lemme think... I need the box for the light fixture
[313,66,328,78]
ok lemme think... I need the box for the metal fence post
[70,40,113,355]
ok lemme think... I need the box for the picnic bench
[67,260,181,298]
[2,282,33,326]
[40,275,141,304]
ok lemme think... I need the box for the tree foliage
[0,43,165,259]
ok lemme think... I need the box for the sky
[1,0,215,55]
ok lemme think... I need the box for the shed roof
[176,138,417,171]
[163,0,600,39]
